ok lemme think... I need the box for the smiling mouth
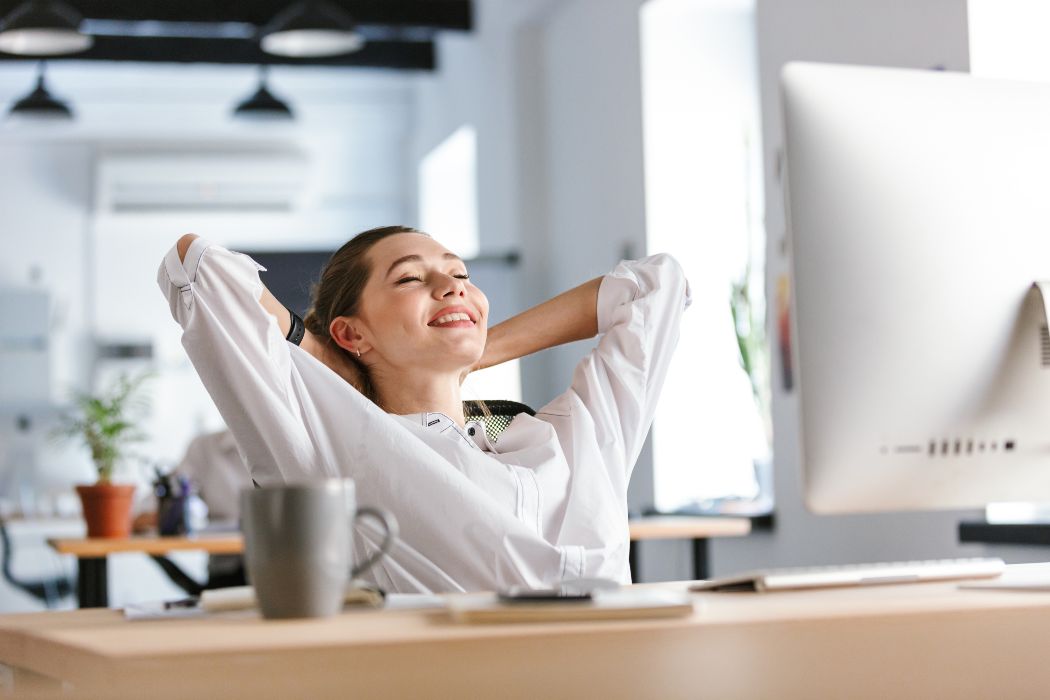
[428,312,475,327]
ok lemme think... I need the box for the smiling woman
[307,227,491,420]
[161,225,690,593]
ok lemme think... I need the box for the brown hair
[303,225,425,405]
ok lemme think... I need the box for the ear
[329,317,373,356]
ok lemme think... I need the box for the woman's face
[348,233,489,375]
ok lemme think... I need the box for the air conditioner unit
[95,151,310,213]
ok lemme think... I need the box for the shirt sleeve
[157,238,324,483]
[543,253,691,481]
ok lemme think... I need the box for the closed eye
[395,272,469,285]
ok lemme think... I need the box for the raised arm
[175,234,364,390]
[478,277,602,371]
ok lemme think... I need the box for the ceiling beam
[0,35,436,69]
[0,1,473,31]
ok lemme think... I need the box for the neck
[372,367,466,425]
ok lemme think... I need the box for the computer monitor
[782,62,1050,514]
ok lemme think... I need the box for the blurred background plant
[54,373,152,483]
[731,263,772,444]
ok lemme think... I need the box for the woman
[159,226,690,593]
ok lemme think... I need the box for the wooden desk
[48,535,243,609]
[2,566,1050,698]
[628,516,751,581]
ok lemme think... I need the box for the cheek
[360,295,418,342]
[474,290,491,322]
[388,302,424,339]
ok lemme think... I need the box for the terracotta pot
[76,483,136,539]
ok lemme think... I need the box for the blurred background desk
[628,516,751,581]
[48,535,243,608]
[959,521,1050,547]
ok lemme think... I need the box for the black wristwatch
[286,309,306,346]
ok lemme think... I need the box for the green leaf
[52,371,153,481]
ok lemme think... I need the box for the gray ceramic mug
[240,479,397,619]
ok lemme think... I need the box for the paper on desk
[959,564,1050,592]
[124,600,207,621]
[201,584,384,612]
[959,577,1050,592]
[384,593,446,610]
[124,584,385,620]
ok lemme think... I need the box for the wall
[0,141,98,500]
[527,0,650,393]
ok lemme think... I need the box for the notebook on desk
[446,589,693,623]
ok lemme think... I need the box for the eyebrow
[385,253,463,278]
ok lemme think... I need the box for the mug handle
[350,506,398,579]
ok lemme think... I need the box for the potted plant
[57,373,151,538]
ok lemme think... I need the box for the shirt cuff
[596,254,691,335]
[162,236,214,289]
[596,264,636,336]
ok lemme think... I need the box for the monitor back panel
[782,62,1050,513]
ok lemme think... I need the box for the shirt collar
[406,412,494,452]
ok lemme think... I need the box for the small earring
[355,349,361,358]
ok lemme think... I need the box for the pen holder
[157,493,188,536]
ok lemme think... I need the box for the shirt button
[467,426,476,436]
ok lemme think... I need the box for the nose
[433,273,466,299]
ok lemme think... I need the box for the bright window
[968,0,1050,81]
[418,124,479,258]
[640,0,769,511]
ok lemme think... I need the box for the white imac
[782,62,1050,514]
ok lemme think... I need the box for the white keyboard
[691,557,1006,593]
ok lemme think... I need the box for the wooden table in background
[48,535,244,608]
[50,517,751,608]
[627,516,751,581]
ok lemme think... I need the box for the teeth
[431,312,472,325]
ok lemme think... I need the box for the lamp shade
[260,1,365,58]
[0,0,92,56]
[233,68,294,120]
[8,66,72,120]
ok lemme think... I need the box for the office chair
[150,555,205,596]
[0,518,76,608]
[463,399,535,441]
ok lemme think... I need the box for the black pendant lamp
[0,0,92,56]
[8,62,72,120]
[233,66,294,121]
[260,0,365,58]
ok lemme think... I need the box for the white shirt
[158,238,690,593]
